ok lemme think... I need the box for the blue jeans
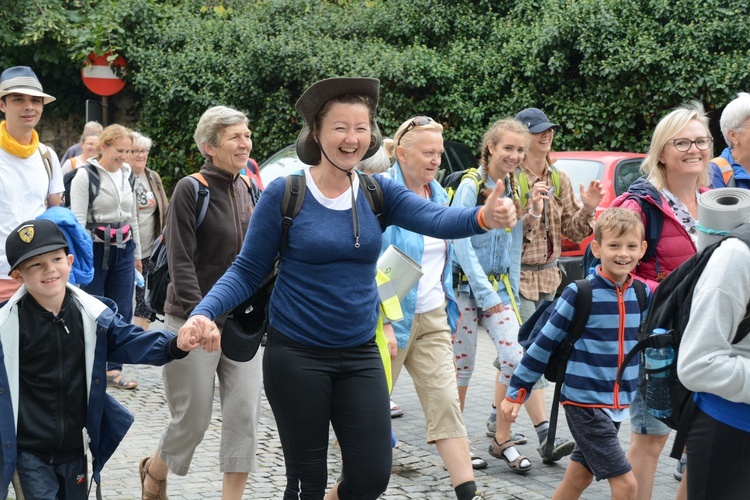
[83,239,135,372]
[15,452,88,499]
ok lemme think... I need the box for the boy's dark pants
[15,452,87,499]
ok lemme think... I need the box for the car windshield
[554,159,605,201]
[259,146,309,187]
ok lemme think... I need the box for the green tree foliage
[2,0,749,187]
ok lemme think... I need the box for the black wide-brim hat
[295,77,381,166]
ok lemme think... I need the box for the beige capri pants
[391,304,467,444]
[158,314,263,475]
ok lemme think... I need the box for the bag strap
[545,278,592,459]
[356,170,385,231]
[712,157,734,187]
[187,173,210,229]
[281,174,306,253]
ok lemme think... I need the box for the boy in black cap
[0,219,198,499]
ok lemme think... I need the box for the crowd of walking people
[0,63,749,500]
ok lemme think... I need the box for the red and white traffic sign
[81,52,126,97]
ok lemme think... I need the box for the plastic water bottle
[135,270,145,288]
[644,328,674,419]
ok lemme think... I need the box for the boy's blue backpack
[518,277,647,461]
[616,223,750,458]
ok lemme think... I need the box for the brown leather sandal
[488,437,532,474]
[140,456,168,500]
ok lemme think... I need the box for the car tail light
[560,238,582,253]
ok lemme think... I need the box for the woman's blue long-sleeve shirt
[452,169,522,310]
[192,172,487,348]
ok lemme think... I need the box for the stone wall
[35,86,139,158]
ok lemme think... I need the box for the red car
[552,151,647,292]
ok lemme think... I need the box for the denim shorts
[628,380,672,436]
[565,405,631,481]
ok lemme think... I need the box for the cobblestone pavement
[9,329,683,499]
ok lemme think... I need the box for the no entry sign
[81,52,126,97]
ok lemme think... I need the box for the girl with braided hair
[451,118,533,473]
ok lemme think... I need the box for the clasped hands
[176,314,221,352]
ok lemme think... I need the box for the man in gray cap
[0,66,64,301]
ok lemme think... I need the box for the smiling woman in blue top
[185,77,516,500]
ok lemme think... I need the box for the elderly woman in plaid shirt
[485,108,605,464]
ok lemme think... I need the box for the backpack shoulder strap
[461,168,485,205]
[188,173,210,228]
[629,194,663,263]
[631,278,648,313]
[83,164,101,204]
[515,166,529,208]
[281,173,306,252]
[37,144,53,183]
[712,157,734,187]
[356,170,385,230]
[545,278,591,459]
[549,164,561,193]
[71,157,77,170]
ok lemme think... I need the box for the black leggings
[686,406,750,499]
[263,326,392,500]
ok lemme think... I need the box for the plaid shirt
[519,162,595,300]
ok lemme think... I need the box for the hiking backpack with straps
[616,223,750,458]
[62,163,137,209]
[442,168,484,206]
[519,277,647,461]
[219,170,385,362]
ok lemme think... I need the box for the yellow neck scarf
[0,121,39,158]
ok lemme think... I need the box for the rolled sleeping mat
[697,188,750,250]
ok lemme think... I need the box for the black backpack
[580,193,663,276]
[519,278,647,461]
[63,163,136,209]
[146,173,214,315]
[220,170,385,362]
[442,168,484,206]
[616,223,750,458]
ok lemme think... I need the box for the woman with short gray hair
[139,105,261,500]
[710,92,750,188]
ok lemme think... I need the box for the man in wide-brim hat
[0,66,64,301]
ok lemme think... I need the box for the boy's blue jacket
[506,269,650,408]
[0,284,179,497]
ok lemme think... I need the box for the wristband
[478,208,491,231]
[528,209,542,218]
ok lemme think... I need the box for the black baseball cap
[6,219,69,274]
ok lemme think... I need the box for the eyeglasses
[670,137,712,152]
[132,149,150,155]
[397,116,434,146]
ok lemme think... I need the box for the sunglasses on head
[397,116,434,146]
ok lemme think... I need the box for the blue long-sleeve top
[452,169,522,310]
[380,162,459,349]
[192,172,486,348]
[506,269,649,409]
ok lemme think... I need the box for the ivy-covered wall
[2,0,748,190]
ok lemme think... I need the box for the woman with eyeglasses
[710,92,750,189]
[377,115,482,498]
[610,101,712,500]
[69,124,142,390]
[127,132,168,330]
